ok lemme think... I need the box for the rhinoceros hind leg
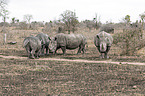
[26,47,31,58]
[40,45,45,56]
[35,50,41,59]
[61,46,66,55]
[77,47,82,54]
[30,50,35,59]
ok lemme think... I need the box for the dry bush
[18,22,29,30]
[113,28,145,55]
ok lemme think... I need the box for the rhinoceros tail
[23,39,29,47]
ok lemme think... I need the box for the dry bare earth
[1,57,145,95]
[0,28,145,95]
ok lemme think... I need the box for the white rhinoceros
[23,36,41,59]
[94,31,113,58]
[49,33,87,55]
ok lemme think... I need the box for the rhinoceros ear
[54,37,57,41]
[48,37,51,40]
[96,35,99,39]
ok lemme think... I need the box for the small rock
[133,85,137,89]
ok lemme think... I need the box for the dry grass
[0,27,145,95]
[1,58,145,95]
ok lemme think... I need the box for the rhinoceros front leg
[45,46,49,55]
[97,47,104,58]
[104,46,111,59]
[61,46,66,55]
[100,53,105,59]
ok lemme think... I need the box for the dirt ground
[0,48,145,95]
[0,28,145,95]
[0,55,145,95]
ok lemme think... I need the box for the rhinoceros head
[49,37,57,53]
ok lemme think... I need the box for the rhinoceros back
[23,38,29,47]
[55,33,86,49]
[23,36,41,50]
[36,33,49,45]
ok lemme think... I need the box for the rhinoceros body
[94,31,113,58]
[23,36,41,59]
[36,33,50,55]
[50,33,87,54]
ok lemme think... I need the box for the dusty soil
[0,54,145,66]
[0,29,145,95]
[1,56,145,95]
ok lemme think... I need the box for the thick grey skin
[23,36,41,59]
[94,31,113,59]
[36,33,50,55]
[50,33,87,55]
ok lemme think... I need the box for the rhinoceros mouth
[100,51,106,53]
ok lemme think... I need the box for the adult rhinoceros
[36,33,51,55]
[49,33,87,55]
[23,36,41,59]
[94,31,113,59]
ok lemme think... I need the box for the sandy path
[0,55,145,66]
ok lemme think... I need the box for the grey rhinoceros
[36,33,51,55]
[23,36,41,59]
[94,31,113,59]
[49,33,87,55]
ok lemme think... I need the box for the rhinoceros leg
[31,50,35,59]
[25,46,31,58]
[61,46,66,55]
[77,44,85,54]
[104,46,111,59]
[45,46,49,55]
[82,45,86,54]
[77,47,82,54]
[41,45,45,56]
[35,49,40,59]
[100,53,105,59]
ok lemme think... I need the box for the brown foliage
[113,28,145,55]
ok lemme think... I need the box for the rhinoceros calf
[49,33,87,55]
[23,36,41,59]
[94,31,113,58]
[36,33,51,55]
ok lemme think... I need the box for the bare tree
[93,13,101,29]
[139,12,145,38]
[23,14,33,29]
[0,0,9,23]
[23,14,33,24]
[0,0,9,45]
[60,10,79,34]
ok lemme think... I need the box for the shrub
[18,22,28,30]
[113,28,145,55]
